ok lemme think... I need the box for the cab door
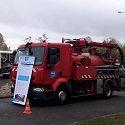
[44,47,62,87]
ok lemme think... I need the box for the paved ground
[1,76,125,125]
[0,75,12,98]
[0,92,125,125]
[0,83,13,98]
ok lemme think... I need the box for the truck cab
[11,42,72,104]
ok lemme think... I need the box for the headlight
[33,88,44,92]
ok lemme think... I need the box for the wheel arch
[52,78,70,92]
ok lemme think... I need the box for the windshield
[13,46,45,66]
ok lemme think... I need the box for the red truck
[10,38,125,105]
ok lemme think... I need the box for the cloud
[0,0,125,50]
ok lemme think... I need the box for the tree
[98,37,121,59]
[3,42,8,50]
[0,33,8,50]
[103,37,122,46]
[122,44,125,54]
[37,34,48,43]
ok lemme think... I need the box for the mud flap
[96,79,103,94]
[117,78,125,88]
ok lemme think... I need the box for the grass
[7,81,13,85]
[73,114,125,125]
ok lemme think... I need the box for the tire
[3,74,10,78]
[3,68,10,78]
[103,81,113,99]
[55,86,70,105]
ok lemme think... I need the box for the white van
[0,51,14,77]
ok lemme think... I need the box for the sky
[0,0,125,50]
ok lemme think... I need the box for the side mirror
[13,50,17,56]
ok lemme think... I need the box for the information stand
[12,56,35,105]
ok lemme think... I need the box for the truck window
[47,47,60,68]
[13,46,45,66]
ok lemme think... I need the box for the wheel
[3,74,10,78]
[103,81,113,99]
[55,86,70,105]
[3,68,10,78]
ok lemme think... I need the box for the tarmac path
[0,75,12,98]
[0,92,125,125]
[0,76,125,125]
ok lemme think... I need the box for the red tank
[89,55,105,66]
[72,53,114,66]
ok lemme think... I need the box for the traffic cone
[23,98,32,114]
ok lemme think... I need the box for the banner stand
[12,56,35,105]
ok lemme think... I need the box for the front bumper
[11,83,55,100]
[28,86,55,100]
